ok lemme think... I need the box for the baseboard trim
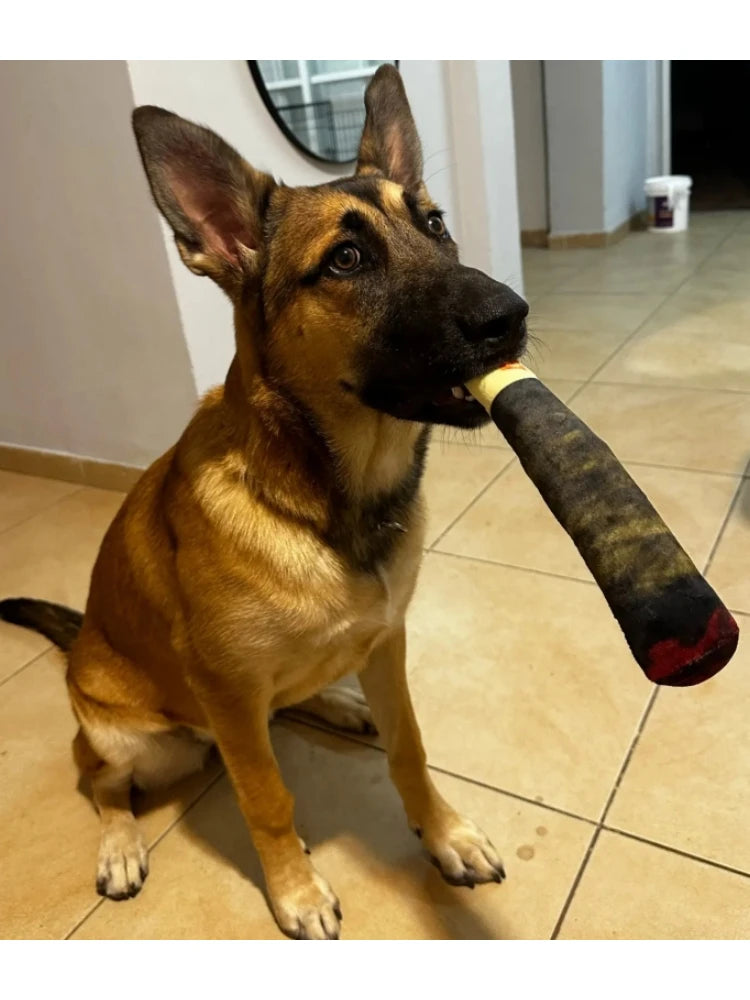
[547,231,610,249]
[520,229,549,248]
[0,443,144,492]
[546,211,647,250]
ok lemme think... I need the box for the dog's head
[132,65,527,430]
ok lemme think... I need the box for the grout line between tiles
[600,826,750,882]
[0,486,93,689]
[574,228,741,387]
[625,460,745,480]
[64,767,226,940]
[432,444,749,481]
[426,762,597,826]
[0,485,87,541]
[539,286,689,297]
[598,688,660,827]
[575,293,690,386]
[550,685,660,939]
[589,379,750,398]
[702,475,747,576]
[522,250,604,297]
[279,715,598,827]
[551,820,750,939]
[550,826,602,940]
[427,454,518,551]
[428,547,598,587]
[63,892,106,939]
[426,451,742,582]
[0,642,55,689]
[147,768,227,853]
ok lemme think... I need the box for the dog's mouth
[419,383,488,428]
[430,383,484,413]
[421,322,529,427]
[358,323,527,429]
[420,335,527,427]
[434,384,475,406]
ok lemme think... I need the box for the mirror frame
[248,60,399,166]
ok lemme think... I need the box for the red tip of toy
[645,607,740,687]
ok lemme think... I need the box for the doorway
[671,60,750,211]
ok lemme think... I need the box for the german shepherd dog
[0,66,528,939]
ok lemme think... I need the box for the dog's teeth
[451,386,464,399]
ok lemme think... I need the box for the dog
[0,65,528,939]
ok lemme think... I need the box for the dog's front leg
[193,672,342,939]
[360,626,506,888]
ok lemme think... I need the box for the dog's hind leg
[279,684,377,735]
[74,723,214,900]
[92,762,149,900]
[72,727,148,901]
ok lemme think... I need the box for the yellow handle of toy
[465,362,538,412]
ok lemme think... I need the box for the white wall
[545,60,653,238]
[476,61,524,291]
[545,61,605,236]
[445,61,523,292]
[510,61,548,232]
[603,60,648,232]
[646,60,670,177]
[0,61,197,467]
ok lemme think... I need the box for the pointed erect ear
[131,106,276,293]
[356,65,423,189]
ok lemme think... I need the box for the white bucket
[644,175,693,233]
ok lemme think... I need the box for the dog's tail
[0,598,83,652]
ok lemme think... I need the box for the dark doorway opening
[671,61,750,211]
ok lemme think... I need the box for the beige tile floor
[2,211,750,940]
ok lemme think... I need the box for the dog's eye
[329,244,361,274]
[427,213,447,237]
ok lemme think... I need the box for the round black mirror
[249,60,398,165]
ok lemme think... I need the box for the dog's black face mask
[356,253,528,429]
[320,180,529,429]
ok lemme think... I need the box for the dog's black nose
[468,303,529,345]
[454,269,529,345]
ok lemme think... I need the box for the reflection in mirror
[250,60,397,164]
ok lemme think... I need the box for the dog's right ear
[132,106,276,294]
[356,65,423,189]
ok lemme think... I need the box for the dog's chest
[326,555,408,637]
[269,535,421,709]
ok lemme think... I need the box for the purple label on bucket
[648,196,673,228]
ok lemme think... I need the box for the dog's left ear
[132,106,276,295]
[356,65,423,189]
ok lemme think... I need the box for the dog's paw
[421,814,505,889]
[286,685,377,736]
[271,869,342,940]
[96,822,149,901]
[315,686,377,734]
